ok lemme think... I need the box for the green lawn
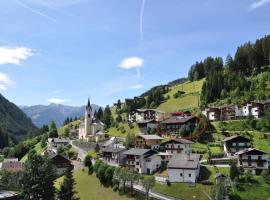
[153,182,211,200]
[55,169,137,200]
[234,180,270,200]
[58,120,81,136]
[106,123,140,137]
[20,142,44,162]
[157,79,204,113]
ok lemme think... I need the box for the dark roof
[223,135,251,143]
[236,148,268,155]
[161,116,195,124]
[101,147,126,153]
[161,138,193,146]
[136,119,157,124]
[122,148,156,156]
[168,154,200,169]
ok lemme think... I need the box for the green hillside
[158,79,204,112]
[0,94,38,147]
[55,170,137,200]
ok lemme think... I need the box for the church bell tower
[84,98,92,135]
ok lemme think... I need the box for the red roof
[161,116,195,124]
[171,111,191,116]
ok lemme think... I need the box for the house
[48,152,73,176]
[136,119,159,134]
[220,104,237,120]
[79,99,105,142]
[236,148,269,174]
[160,138,193,156]
[161,114,198,135]
[101,147,126,165]
[202,107,221,121]
[123,148,161,174]
[0,158,22,173]
[134,134,164,150]
[241,99,270,118]
[223,135,252,157]
[167,154,200,183]
[48,138,70,149]
[128,109,165,123]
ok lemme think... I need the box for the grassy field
[233,177,270,200]
[55,169,138,200]
[158,79,204,113]
[106,123,140,137]
[153,182,211,200]
[20,142,44,162]
[58,120,81,136]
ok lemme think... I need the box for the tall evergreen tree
[21,150,56,200]
[103,105,112,128]
[57,165,79,200]
[48,121,58,138]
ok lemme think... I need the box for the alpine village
[1,3,270,200]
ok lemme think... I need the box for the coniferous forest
[188,35,270,106]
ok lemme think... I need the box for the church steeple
[86,98,92,111]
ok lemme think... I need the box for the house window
[171,151,173,153]
[180,173,183,177]
[189,174,191,177]
[248,162,251,166]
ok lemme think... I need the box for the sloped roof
[138,134,164,140]
[161,138,193,145]
[1,158,23,171]
[161,116,195,124]
[101,147,126,153]
[168,154,200,169]
[223,135,251,143]
[123,148,155,156]
[235,148,268,155]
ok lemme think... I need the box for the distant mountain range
[21,103,101,128]
[0,94,38,144]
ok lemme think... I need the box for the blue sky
[0,0,270,107]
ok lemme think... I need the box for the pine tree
[48,121,58,138]
[57,165,79,200]
[103,105,112,128]
[21,150,56,200]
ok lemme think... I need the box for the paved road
[71,141,87,160]
[133,184,179,200]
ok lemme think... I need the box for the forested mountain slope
[0,94,38,148]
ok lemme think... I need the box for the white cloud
[250,0,270,10]
[0,47,33,65]
[119,56,144,69]
[48,98,70,104]
[0,72,14,91]
[0,84,7,91]
[130,84,144,89]
[0,73,14,85]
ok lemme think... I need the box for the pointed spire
[86,98,92,110]
[87,98,91,107]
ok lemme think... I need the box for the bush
[113,184,118,192]
[200,180,214,185]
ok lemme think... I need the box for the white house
[160,138,193,156]
[128,109,165,123]
[123,148,161,174]
[167,154,200,183]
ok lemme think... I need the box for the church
[78,99,105,142]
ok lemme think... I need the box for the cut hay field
[158,79,205,113]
